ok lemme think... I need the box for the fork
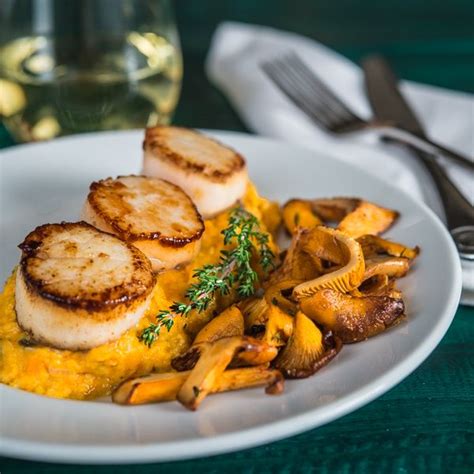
[261,53,474,171]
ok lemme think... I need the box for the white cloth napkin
[206,22,474,217]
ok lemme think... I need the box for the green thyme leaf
[139,205,275,346]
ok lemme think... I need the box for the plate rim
[0,129,462,464]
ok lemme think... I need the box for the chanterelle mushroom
[193,305,244,345]
[357,234,420,260]
[112,366,284,406]
[281,197,399,238]
[172,305,245,371]
[172,309,278,371]
[292,226,365,299]
[177,336,283,410]
[240,297,294,346]
[311,197,399,238]
[282,199,323,235]
[274,311,342,378]
[300,288,405,343]
[267,227,323,287]
[261,304,294,346]
[362,255,410,282]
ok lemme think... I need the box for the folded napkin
[206,22,474,217]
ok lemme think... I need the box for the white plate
[0,130,462,464]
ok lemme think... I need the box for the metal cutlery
[261,52,474,264]
[261,53,473,171]
[362,55,474,262]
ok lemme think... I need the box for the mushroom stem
[113,365,284,405]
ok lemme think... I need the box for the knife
[362,55,474,261]
[362,57,473,170]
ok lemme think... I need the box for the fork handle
[376,126,474,170]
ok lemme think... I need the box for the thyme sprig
[140,205,275,347]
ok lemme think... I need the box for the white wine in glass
[0,0,182,142]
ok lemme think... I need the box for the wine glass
[0,0,182,142]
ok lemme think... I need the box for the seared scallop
[16,222,155,350]
[81,175,204,272]
[142,126,248,217]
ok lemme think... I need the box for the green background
[1,0,473,472]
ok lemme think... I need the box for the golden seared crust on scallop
[84,176,204,245]
[16,222,156,350]
[81,176,204,271]
[19,222,154,311]
[144,126,245,181]
[143,127,248,217]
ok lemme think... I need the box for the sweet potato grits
[0,183,278,399]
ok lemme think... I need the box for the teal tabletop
[1,0,473,472]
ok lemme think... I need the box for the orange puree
[0,183,280,399]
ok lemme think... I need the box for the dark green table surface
[1,0,473,472]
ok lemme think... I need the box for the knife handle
[409,148,474,231]
[377,126,474,171]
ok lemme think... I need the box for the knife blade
[362,54,474,265]
[362,55,473,171]
[362,55,425,136]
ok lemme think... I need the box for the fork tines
[261,53,365,134]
